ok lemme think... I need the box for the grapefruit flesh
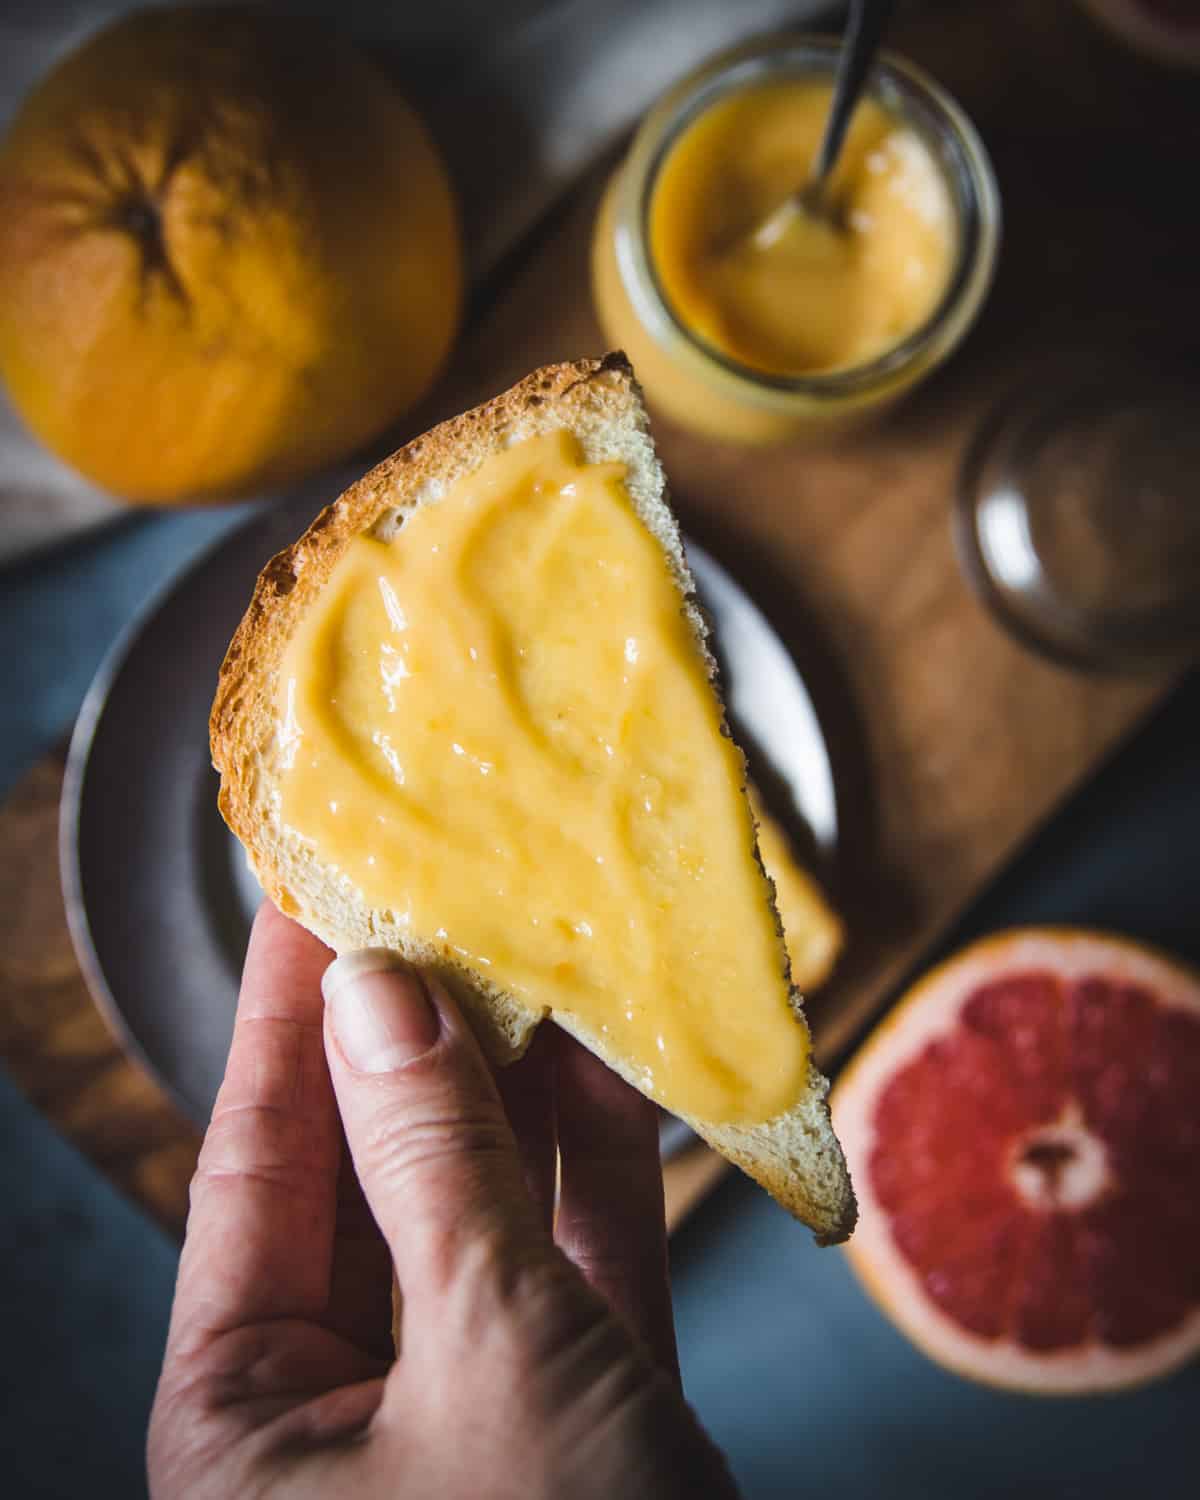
[833,929,1200,1392]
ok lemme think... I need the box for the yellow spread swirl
[276,431,808,1123]
[650,80,956,375]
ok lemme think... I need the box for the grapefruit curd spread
[274,431,809,1124]
[592,38,999,443]
[648,81,955,377]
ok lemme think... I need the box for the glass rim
[613,34,1002,404]
[954,367,1200,671]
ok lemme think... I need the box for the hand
[148,902,740,1499]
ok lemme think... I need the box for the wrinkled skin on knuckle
[489,1261,739,1499]
[397,1193,562,1354]
[356,1055,513,1185]
[148,1369,269,1500]
[150,1324,294,1478]
[356,1076,541,1273]
[475,1260,657,1439]
[192,1097,331,1207]
[361,1106,512,1186]
[501,1251,615,1364]
[149,1396,364,1500]
[150,1326,384,1500]
[148,1380,200,1498]
[398,1243,624,1415]
[408,1279,713,1500]
[562,1220,664,1307]
[558,1373,741,1500]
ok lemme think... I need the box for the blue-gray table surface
[1,510,1197,1499]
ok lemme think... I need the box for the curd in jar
[592,37,999,444]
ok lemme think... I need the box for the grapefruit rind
[833,927,1200,1394]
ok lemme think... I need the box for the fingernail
[322,951,440,1073]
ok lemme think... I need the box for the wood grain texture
[0,753,201,1237]
[1,0,1193,1235]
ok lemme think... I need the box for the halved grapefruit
[833,929,1200,1393]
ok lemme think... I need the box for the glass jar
[592,35,1001,445]
[955,365,1200,671]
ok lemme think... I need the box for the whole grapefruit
[833,928,1200,1393]
[0,6,462,505]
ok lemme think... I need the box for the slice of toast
[212,354,855,1244]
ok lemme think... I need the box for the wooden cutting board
[0,0,1193,1237]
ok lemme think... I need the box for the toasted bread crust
[212,355,855,1243]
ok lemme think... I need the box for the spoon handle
[810,0,896,191]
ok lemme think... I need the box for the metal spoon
[753,0,896,249]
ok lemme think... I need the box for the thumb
[321,951,548,1303]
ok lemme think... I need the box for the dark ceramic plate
[62,499,837,1130]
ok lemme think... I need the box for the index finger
[553,1029,680,1382]
[168,901,340,1355]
